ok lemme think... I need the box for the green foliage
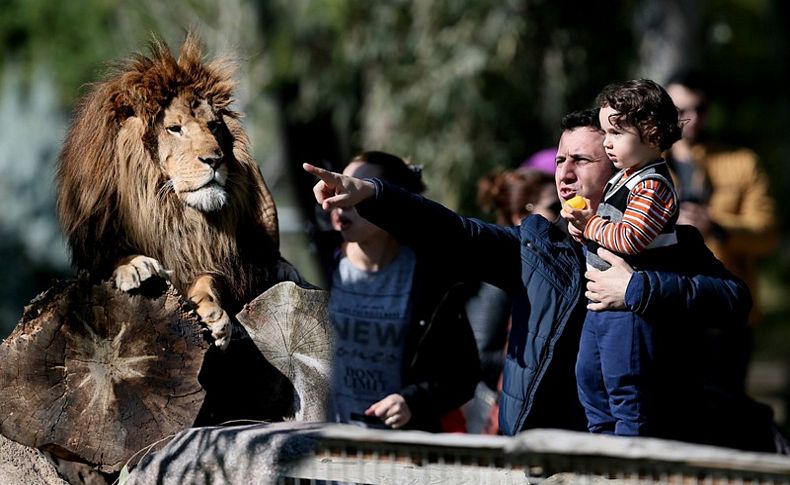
[2,0,784,215]
[0,0,128,106]
[258,0,635,211]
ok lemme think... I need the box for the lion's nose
[199,150,224,169]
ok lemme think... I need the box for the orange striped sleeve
[583,179,676,255]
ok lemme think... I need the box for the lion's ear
[117,116,148,162]
[109,91,136,122]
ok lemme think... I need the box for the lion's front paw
[196,301,231,351]
[113,255,170,291]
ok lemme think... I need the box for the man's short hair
[560,108,602,131]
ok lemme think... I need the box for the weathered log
[0,276,210,473]
[0,277,332,474]
[236,282,332,422]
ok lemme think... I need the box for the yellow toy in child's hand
[565,195,587,210]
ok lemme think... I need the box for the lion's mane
[56,33,281,313]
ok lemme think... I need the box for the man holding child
[303,81,778,449]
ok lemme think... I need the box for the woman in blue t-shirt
[326,151,480,432]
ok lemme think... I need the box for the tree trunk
[0,276,209,473]
[633,0,703,82]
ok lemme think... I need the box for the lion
[56,33,302,350]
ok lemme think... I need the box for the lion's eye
[166,125,182,135]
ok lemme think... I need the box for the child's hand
[560,196,593,232]
[303,163,376,211]
[567,221,584,243]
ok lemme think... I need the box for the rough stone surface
[0,433,68,485]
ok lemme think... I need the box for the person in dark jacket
[302,110,761,448]
[466,167,560,434]
[326,151,480,432]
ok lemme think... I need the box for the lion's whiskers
[157,180,175,203]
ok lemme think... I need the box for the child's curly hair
[596,79,682,151]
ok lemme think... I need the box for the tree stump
[0,276,209,473]
[237,282,332,422]
[0,277,332,473]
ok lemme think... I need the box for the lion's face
[158,94,229,212]
[59,34,283,294]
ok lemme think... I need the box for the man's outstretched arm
[303,163,522,288]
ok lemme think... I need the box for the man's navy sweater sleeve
[624,225,752,326]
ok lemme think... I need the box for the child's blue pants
[575,309,656,436]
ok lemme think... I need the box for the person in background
[665,70,778,323]
[665,70,778,392]
[478,167,560,226]
[326,151,480,432]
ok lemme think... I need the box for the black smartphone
[349,412,384,425]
